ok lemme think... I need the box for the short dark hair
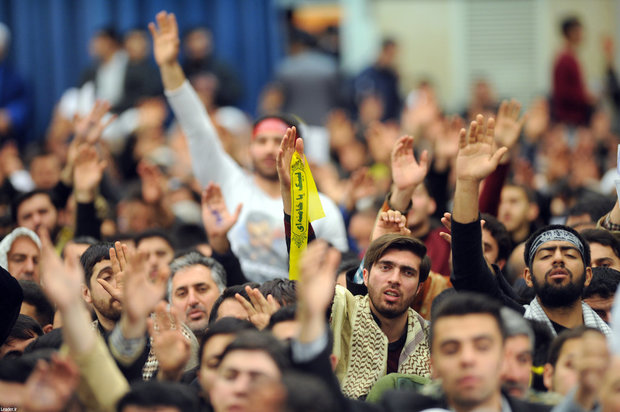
[364,234,430,283]
[546,325,600,367]
[481,213,512,263]
[11,189,58,224]
[134,229,176,250]
[198,317,256,364]
[259,279,296,307]
[207,283,259,324]
[218,330,290,372]
[567,197,614,226]
[116,381,199,412]
[19,280,54,327]
[96,27,122,45]
[7,314,44,343]
[430,292,506,350]
[523,224,591,269]
[583,266,620,299]
[80,242,114,286]
[580,229,620,260]
[504,183,537,204]
[561,16,582,38]
[267,305,297,330]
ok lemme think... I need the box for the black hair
[116,381,199,412]
[11,189,58,224]
[280,371,340,412]
[24,328,63,353]
[198,317,256,364]
[134,229,176,250]
[481,213,512,263]
[561,16,582,38]
[173,224,208,250]
[19,280,54,327]
[580,229,620,260]
[0,348,55,382]
[523,224,591,269]
[207,283,259,325]
[583,266,620,299]
[6,314,44,343]
[546,325,600,367]
[267,305,297,330]
[259,279,296,307]
[95,27,122,45]
[430,292,505,350]
[568,196,615,224]
[80,242,114,286]
[218,330,290,372]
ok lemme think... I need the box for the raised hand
[147,301,190,381]
[372,210,411,241]
[38,227,83,312]
[276,126,304,214]
[149,11,180,67]
[21,355,80,412]
[122,251,169,325]
[201,182,242,239]
[494,99,526,152]
[98,241,128,303]
[342,167,376,212]
[73,100,116,145]
[235,286,279,330]
[433,115,465,162]
[137,161,166,204]
[73,144,107,203]
[297,240,341,333]
[455,115,507,183]
[391,135,429,192]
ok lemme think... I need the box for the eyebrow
[96,266,114,278]
[536,245,579,254]
[377,259,417,274]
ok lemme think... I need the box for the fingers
[458,127,467,149]
[148,22,158,39]
[484,117,495,145]
[294,134,305,158]
[439,231,452,244]
[232,203,243,224]
[97,278,122,301]
[441,212,452,231]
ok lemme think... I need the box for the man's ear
[542,363,554,391]
[42,324,54,334]
[583,266,593,287]
[363,268,369,287]
[497,258,507,271]
[524,267,533,288]
[427,197,437,217]
[329,354,338,372]
[82,284,92,304]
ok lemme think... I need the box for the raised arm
[150,11,243,192]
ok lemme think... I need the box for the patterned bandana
[528,229,585,266]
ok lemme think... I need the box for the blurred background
[0,0,619,140]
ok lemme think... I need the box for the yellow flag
[289,152,324,280]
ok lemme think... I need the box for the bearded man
[330,234,432,399]
[450,113,609,338]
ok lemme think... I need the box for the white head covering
[0,227,41,271]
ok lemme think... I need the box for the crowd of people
[1,8,620,412]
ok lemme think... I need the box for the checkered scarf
[523,297,611,338]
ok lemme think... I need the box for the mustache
[186,304,207,315]
[544,265,574,282]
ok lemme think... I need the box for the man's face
[600,356,620,412]
[498,187,531,233]
[482,229,500,267]
[407,185,435,229]
[30,155,60,190]
[209,349,281,412]
[171,265,221,335]
[137,237,174,278]
[84,259,122,323]
[17,194,58,232]
[199,333,235,394]
[363,249,421,319]
[589,242,620,271]
[431,314,504,410]
[525,240,591,308]
[216,298,249,322]
[584,293,614,323]
[249,134,281,181]
[544,337,581,395]
[7,236,40,282]
[500,335,532,399]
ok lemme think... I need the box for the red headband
[252,118,289,139]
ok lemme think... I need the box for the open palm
[391,135,428,191]
[455,115,507,182]
[149,11,180,66]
